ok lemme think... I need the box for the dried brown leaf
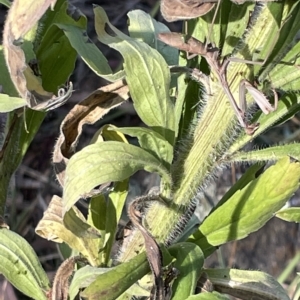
[53,80,129,186]
[35,195,100,266]
[128,195,165,300]
[160,0,215,22]
[50,256,85,300]
[2,0,73,109]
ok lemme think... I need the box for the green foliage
[0,229,49,300]
[94,6,176,145]
[190,157,300,254]
[168,243,204,299]
[1,0,300,299]
[64,141,173,211]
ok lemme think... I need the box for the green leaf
[69,265,107,300]
[127,9,178,66]
[104,179,129,264]
[168,243,204,300]
[0,0,10,8]
[56,23,119,81]
[271,94,300,127]
[197,163,266,252]
[63,206,101,239]
[117,284,149,298]
[34,0,86,47]
[88,127,129,264]
[87,194,106,255]
[228,93,300,154]
[204,0,254,58]
[258,1,300,83]
[268,56,300,92]
[94,6,175,146]
[0,94,27,112]
[0,229,50,300]
[95,124,129,144]
[251,2,284,76]
[229,143,300,163]
[37,25,77,92]
[109,126,173,168]
[0,109,45,216]
[251,93,300,138]
[0,46,19,97]
[190,157,300,249]
[80,252,149,300]
[175,70,201,140]
[36,0,87,92]
[205,268,290,300]
[276,207,300,223]
[214,164,265,208]
[63,141,172,212]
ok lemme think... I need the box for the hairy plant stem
[118,3,278,263]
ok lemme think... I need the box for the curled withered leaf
[35,195,65,243]
[2,0,73,110]
[49,256,85,300]
[128,195,166,300]
[36,195,100,266]
[160,0,215,22]
[5,0,57,39]
[36,195,100,241]
[53,79,129,186]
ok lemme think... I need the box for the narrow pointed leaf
[87,194,106,255]
[127,9,178,66]
[0,94,27,112]
[63,206,101,239]
[69,266,107,300]
[276,207,300,223]
[80,252,149,300]
[0,229,50,300]
[168,243,204,300]
[228,93,300,154]
[212,164,265,213]
[259,1,300,82]
[190,157,300,249]
[104,179,129,264]
[56,24,122,82]
[229,143,300,163]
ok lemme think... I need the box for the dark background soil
[0,1,300,299]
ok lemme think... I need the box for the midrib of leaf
[118,4,282,262]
